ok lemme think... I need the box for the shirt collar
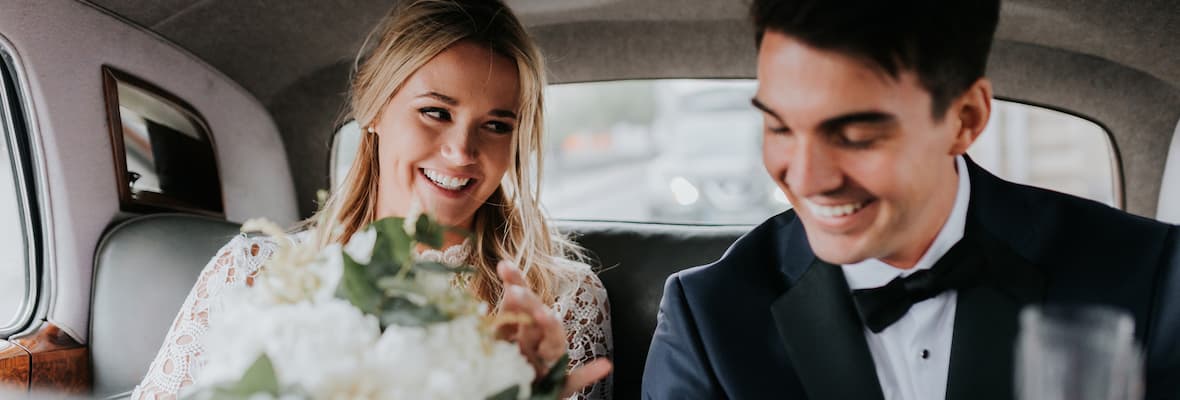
[841,156,972,290]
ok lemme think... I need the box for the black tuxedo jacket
[642,159,1180,399]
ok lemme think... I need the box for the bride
[131,0,613,398]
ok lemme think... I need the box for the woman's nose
[440,125,478,166]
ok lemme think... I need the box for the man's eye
[484,121,513,134]
[837,135,875,149]
[766,125,790,135]
[419,107,451,121]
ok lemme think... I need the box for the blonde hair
[312,0,582,307]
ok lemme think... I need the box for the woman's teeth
[423,169,471,190]
[806,199,869,218]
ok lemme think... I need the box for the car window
[332,120,362,190]
[0,48,35,332]
[541,80,785,224]
[971,100,1118,208]
[330,79,1120,225]
[541,79,1119,224]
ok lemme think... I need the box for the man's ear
[948,78,992,156]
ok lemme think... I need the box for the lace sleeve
[553,265,614,400]
[130,234,277,400]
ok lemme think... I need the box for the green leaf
[414,214,445,249]
[369,217,413,267]
[486,385,521,400]
[380,301,451,327]
[530,353,571,399]
[337,252,382,314]
[234,353,281,395]
[184,353,282,400]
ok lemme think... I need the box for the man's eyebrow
[818,111,896,132]
[750,97,779,119]
[489,109,517,119]
[417,91,458,105]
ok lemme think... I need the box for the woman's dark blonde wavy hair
[311,0,584,307]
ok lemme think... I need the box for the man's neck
[879,160,964,270]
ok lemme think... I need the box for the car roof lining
[81,0,1180,219]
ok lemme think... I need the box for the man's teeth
[806,200,868,218]
[423,169,470,190]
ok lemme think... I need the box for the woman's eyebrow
[490,109,517,119]
[418,91,516,119]
[417,91,458,105]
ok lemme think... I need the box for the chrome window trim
[1157,117,1180,224]
[0,34,52,337]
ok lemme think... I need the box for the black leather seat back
[560,221,748,399]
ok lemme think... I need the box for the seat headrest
[90,213,240,398]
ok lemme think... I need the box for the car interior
[0,0,1178,399]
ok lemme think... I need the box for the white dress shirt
[841,156,971,400]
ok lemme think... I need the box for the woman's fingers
[534,306,567,365]
[497,260,573,378]
[561,358,613,398]
[497,260,525,286]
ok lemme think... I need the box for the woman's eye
[484,121,513,134]
[419,107,451,121]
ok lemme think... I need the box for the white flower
[343,228,377,265]
[195,298,381,396]
[308,244,344,302]
[253,243,343,304]
[404,197,422,235]
[365,315,535,399]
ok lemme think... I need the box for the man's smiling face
[754,31,970,268]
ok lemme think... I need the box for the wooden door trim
[7,322,90,394]
[0,340,30,391]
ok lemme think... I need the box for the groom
[642,0,1180,399]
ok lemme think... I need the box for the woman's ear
[949,78,992,156]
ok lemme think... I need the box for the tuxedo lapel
[771,258,885,400]
[945,200,1048,400]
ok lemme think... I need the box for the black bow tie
[850,236,985,333]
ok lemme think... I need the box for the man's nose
[440,125,478,166]
[785,136,843,197]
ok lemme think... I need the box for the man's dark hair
[752,0,1001,119]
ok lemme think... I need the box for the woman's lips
[419,168,477,196]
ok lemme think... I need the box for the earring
[366,125,376,134]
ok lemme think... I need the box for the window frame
[101,65,226,218]
[0,39,42,336]
[993,96,1125,210]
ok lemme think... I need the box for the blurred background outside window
[332,79,1118,225]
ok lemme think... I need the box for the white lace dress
[131,233,613,400]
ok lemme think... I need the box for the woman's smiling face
[373,40,520,229]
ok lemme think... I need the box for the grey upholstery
[558,221,748,399]
[90,214,241,399]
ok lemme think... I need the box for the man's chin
[809,239,873,266]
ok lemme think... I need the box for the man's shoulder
[675,211,801,297]
[974,171,1176,280]
[990,176,1173,251]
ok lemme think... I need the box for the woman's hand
[497,261,612,398]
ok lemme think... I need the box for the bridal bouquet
[183,205,567,400]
